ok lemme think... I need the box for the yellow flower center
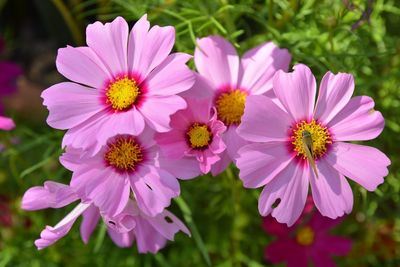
[106,76,140,111]
[187,123,212,149]
[296,226,315,246]
[104,136,143,172]
[215,90,247,125]
[290,120,332,159]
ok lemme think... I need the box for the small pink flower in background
[0,116,15,131]
[42,15,194,154]
[193,36,291,175]
[237,64,390,226]
[263,207,352,267]
[59,127,199,217]
[22,181,190,253]
[155,97,226,174]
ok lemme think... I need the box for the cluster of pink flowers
[22,14,390,255]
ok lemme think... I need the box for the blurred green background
[0,0,399,266]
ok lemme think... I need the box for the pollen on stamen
[296,226,315,246]
[290,120,332,159]
[186,123,212,149]
[106,76,140,111]
[215,89,247,125]
[104,136,143,172]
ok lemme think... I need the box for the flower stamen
[106,76,140,111]
[104,136,143,172]
[290,120,332,160]
[215,89,247,125]
[296,226,315,246]
[187,123,212,149]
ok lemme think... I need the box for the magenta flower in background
[59,127,199,217]
[0,195,12,227]
[263,207,352,267]
[237,64,390,226]
[0,36,22,106]
[21,181,190,253]
[42,15,194,154]
[155,97,226,174]
[193,36,291,175]
[0,36,21,131]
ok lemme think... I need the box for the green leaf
[175,197,212,267]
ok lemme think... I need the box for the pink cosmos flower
[237,64,390,226]
[193,36,291,175]
[155,97,226,174]
[263,208,352,267]
[42,15,194,154]
[60,127,199,217]
[22,181,190,253]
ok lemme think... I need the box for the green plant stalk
[51,0,84,45]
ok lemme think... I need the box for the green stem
[51,0,84,45]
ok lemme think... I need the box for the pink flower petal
[309,211,343,232]
[139,95,186,132]
[314,72,354,124]
[62,108,145,154]
[86,17,128,75]
[185,97,213,123]
[210,150,231,176]
[194,36,240,88]
[310,251,337,267]
[80,204,100,243]
[0,61,22,95]
[127,14,150,74]
[104,201,137,233]
[240,41,291,95]
[35,203,90,249]
[265,239,308,267]
[328,96,384,141]
[158,156,201,180]
[315,235,352,256]
[56,46,111,89]
[155,129,189,159]
[130,166,180,217]
[225,126,247,161]
[258,162,309,226]
[238,95,292,142]
[107,228,135,248]
[134,216,167,253]
[128,15,175,78]
[310,159,353,219]
[262,216,292,237]
[0,115,15,131]
[237,142,294,188]
[196,150,221,174]
[21,181,78,211]
[145,209,190,240]
[71,166,130,216]
[273,64,316,121]
[41,82,104,129]
[145,53,194,96]
[88,171,131,216]
[179,73,214,99]
[325,142,390,191]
